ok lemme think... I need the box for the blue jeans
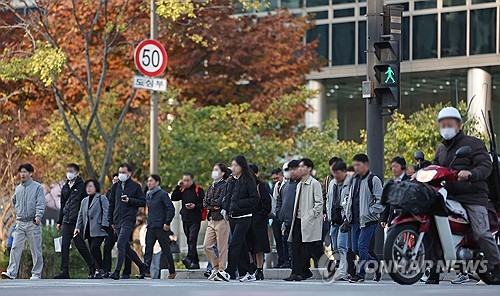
[330,225,348,276]
[351,223,377,278]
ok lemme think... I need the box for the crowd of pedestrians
[1,107,499,284]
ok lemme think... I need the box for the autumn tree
[0,0,151,184]
[158,0,322,112]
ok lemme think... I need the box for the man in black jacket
[429,107,500,284]
[108,163,147,280]
[171,173,205,269]
[54,163,94,279]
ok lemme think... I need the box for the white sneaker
[30,275,41,280]
[239,272,257,282]
[1,272,14,280]
[476,280,486,285]
[215,271,230,282]
[208,270,218,281]
[420,268,430,282]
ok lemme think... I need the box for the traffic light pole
[366,0,385,257]
[150,0,159,174]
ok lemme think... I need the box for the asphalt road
[0,279,497,296]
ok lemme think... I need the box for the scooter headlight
[415,169,437,183]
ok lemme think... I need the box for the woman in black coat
[247,164,271,280]
[215,155,259,282]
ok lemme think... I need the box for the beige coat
[288,175,323,243]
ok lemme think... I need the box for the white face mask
[66,172,76,180]
[211,171,221,180]
[283,171,291,179]
[118,173,129,182]
[440,127,458,140]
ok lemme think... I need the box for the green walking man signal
[384,67,396,84]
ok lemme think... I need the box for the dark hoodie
[59,175,86,224]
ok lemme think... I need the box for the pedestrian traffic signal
[373,39,400,110]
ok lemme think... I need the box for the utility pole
[366,0,385,258]
[150,0,159,174]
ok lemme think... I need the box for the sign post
[133,3,167,174]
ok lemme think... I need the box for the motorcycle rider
[429,107,500,285]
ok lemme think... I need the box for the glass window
[402,16,409,61]
[310,11,329,19]
[334,8,354,18]
[441,11,466,57]
[472,0,495,3]
[470,9,497,55]
[359,6,366,16]
[399,2,410,11]
[415,0,436,10]
[443,0,465,6]
[413,14,437,59]
[307,24,329,61]
[332,22,355,65]
[260,0,279,11]
[333,0,355,3]
[358,21,366,64]
[281,0,302,9]
[306,0,329,7]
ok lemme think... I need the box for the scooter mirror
[414,150,425,161]
[455,146,472,158]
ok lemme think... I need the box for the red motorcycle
[383,146,500,285]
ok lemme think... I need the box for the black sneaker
[54,272,70,279]
[136,264,147,279]
[301,269,313,280]
[283,274,303,281]
[349,275,365,283]
[102,271,111,279]
[109,271,120,280]
[120,274,130,280]
[182,258,192,269]
[1,272,14,280]
[204,270,211,278]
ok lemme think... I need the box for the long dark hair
[232,155,254,182]
[249,163,263,184]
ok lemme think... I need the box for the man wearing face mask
[108,163,147,280]
[429,107,500,285]
[54,163,94,279]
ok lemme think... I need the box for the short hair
[299,158,314,170]
[353,154,369,163]
[288,160,299,169]
[271,168,283,175]
[347,165,355,172]
[18,163,34,173]
[329,157,344,166]
[119,163,132,172]
[148,174,161,184]
[66,163,80,172]
[249,164,259,175]
[390,156,406,170]
[332,161,347,172]
[84,179,101,193]
[215,163,231,179]
[183,172,194,179]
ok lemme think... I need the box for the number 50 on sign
[134,39,168,77]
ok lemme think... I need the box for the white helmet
[282,161,289,171]
[437,107,462,122]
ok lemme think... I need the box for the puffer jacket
[223,176,259,218]
[204,179,227,221]
[432,131,492,206]
[58,176,86,224]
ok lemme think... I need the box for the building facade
[238,0,500,142]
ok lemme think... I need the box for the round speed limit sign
[134,39,168,77]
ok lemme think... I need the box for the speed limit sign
[134,39,168,77]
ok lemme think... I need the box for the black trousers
[60,223,94,273]
[144,228,175,274]
[114,226,143,274]
[291,219,323,275]
[182,220,201,263]
[102,227,115,273]
[271,217,285,266]
[225,217,252,278]
[87,236,105,271]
